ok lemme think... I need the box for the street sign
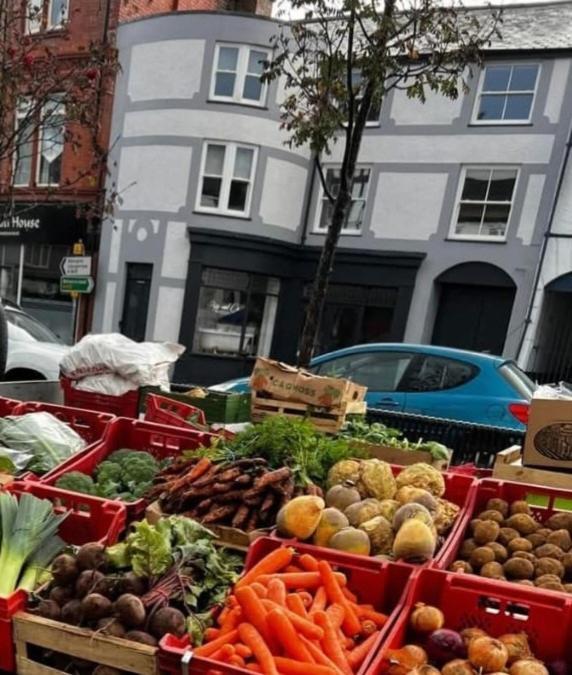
[60,256,92,276]
[60,276,94,294]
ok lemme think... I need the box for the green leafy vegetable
[55,472,97,495]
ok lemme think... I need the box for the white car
[4,304,68,381]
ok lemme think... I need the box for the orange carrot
[235,586,275,649]
[211,644,235,662]
[267,578,287,606]
[247,665,262,673]
[286,565,304,573]
[317,561,361,637]
[262,599,324,640]
[257,572,346,589]
[301,636,345,675]
[219,607,242,635]
[286,593,307,618]
[341,587,357,603]
[274,657,338,675]
[227,595,239,608]
[355,606,388,627]
[310,587,327,613]
[235,643,252,659]
[237,548,294,589]
[217,606,231,625]
[360,619,377,636]
[251,582,268,599]
[238,623,279,675]
[298,554,319,572]
[204,628,221,641]
[347,631,380,670]
[228,655,246,668]
[326,604,345,630]
[267,608,315,662]
[297,591,313,608]
[194,629,239,657]
[313,612,352,675]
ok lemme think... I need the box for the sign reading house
[0,204,88,243]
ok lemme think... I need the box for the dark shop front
[174,229,425,385]
[0,203,89,344]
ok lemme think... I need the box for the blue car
[211,343,536,430]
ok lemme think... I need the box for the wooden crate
[493,445,572,490]
[251,391,366,433]
[14,613,158,675]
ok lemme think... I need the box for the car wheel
[4,369,46,382]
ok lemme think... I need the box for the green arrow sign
[60,276,94,294]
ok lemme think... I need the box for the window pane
[205,145,225,175]
[243,75,263,102]
[345,200,365,230]
[49,0,68,26]
[319,200,333,230]
[214,72,236,97]
[194,285,247,355]
[367,102,381,123]
[351,170,370,199]
[456,203,484,234]
[39,110,64,185]
[325,169,341,197]
[228,180,248,211]
[200,176,222,207]
[482,203,510,234]
[217,47,238,71]
[14,118,34,186]
[488,170,517,201]
[482,66,511,92]
[461,170,490,200]
[247,50,266,75]
[26,0,42,32]
[234,147,253,179]
[509,65,538,91]
[504,93,533,120]
[477,94,505,120]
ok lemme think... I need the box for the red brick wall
[119,0,273,21]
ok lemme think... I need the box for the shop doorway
[120,263,152,341]
[432,263,516,355]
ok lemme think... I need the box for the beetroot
[75,570,105,598]
[96,618,127,638]
[35,599,61,621]
[49,585,73,607]
[425,628,467,665]
[81,593,112,621]
[125,630,157,646]
[114,594,146,628]
[51,554,79,586]
[149,606,186,638]
[76,542,106,571]
[61,599,83,625]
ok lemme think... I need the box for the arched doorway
[432,262,516,355]
[529,273,572,383]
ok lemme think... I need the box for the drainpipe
[515,120,572,364]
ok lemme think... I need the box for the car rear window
[499,362,536,400]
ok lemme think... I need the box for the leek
[18,536,66,592]
[0,492,68,596]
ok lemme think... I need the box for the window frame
[46,0,69,30]
[313,165,372,236]
[448,165,520,242]
[471,63,540,126]
[35,96,65,188]
[195,140,258,218]
[12,98,34,187]
[25,0,69,33]
[210,43,270,107]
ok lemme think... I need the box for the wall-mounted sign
[0,204,88,243]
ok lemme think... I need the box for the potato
[486,542,508,563]
[534,543,564,561]
[486,498,509,518]
[547,529,572,552]
[498,527,520,546]
[503,558,534,580]
[480,561,504,579]
[473,521,500,545]
[459,538,477,559]
[507,538,533,554]
[477,509,505,524]
[470,546,495,570]
[535,557,564,579]
[505,514,538,536]
[510,500,532,515]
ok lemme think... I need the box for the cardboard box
[351,441,451,470]
[523,396,572,470]
[250,357,366,409]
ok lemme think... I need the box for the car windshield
[499,361,536,400]
[5,308,63,344]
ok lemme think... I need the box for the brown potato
[514,579,534,586]
[449,560,473,574]
[505,514,539,536]
[535,574,562,586]
[477,509,505,524]
[535,557,564,579]
[503,558,534,580]
[486,498,509,518]
[562,551,572,576]
[510,500,532,515]
[546,512,572,533]
[564,583,572,593]
[526,533,546,549]
[534,543,564,561]
[547,529,572,552]
[469,518,483,533]
[487,542,508,563]
[474,521,500,545]
[459,538,478,559]
[537,527,552,538]
[480,561,505,579]
[511,551,536,564]
[536,579,565,592]
[507,538,533,554]
[470,546,495,570]
[498,527,520,546]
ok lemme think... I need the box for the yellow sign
[73,240,85,256]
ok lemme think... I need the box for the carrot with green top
[317,561,361,637]
[274,657,338,675]
[238,623,279,675]
[286,593,307,618]
[313,612,352,675]
[347,631,380,670]
[267,578,287,606]
[261,599,324,640]
[236,548,294,589]
[267,608,315,663]
[194,629,239,657]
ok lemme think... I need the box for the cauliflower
[395,463,445,497]
[55,471,96,495]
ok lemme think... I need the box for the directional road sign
[60,276,94,294]
[60,256,92,277]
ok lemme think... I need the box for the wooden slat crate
[251,391,366,433]
[14,613,158,675]
[493,445,572,490]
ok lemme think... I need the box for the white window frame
[36,96,65,188]
[448,165,520,242]
[210,43,269,107]
[25,0,69,33]
[471,63,540,126]
[195,141,258,218]
[313,165,371,236]
[13,98,33,187]
[25,0,43,34]
[47,0,69,30]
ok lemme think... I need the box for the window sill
[193,209,252,221]
[26,26,69,38]
[311,229,363,237]
[446,236,507,244]
[207,98,268,111]
[468,121,533,127]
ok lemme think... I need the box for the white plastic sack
[71,372,169,397]
[534,383,572,400]
[60,334,185,391]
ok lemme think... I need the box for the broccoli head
[107,449,158,470]
[55,471,96,495]
[123,455,158,487]
[95,460,123,484]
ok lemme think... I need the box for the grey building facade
[92,3,572,384]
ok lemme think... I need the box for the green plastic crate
[141,386,251,424]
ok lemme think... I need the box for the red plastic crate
[0,481,126,671]
[0,396,20,417]
[144,393,207,429]
[272,466,477,570]
[159,536,414,675]
[365,566,572,673]
[440,477,572,581]
[40,417,218,519]
[61,376,140,417]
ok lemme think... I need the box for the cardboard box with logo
[524,394,572,470]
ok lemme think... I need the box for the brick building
[0,0,271,360]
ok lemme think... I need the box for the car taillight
[509,402,529,424]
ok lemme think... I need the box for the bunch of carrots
[194,547,389,675]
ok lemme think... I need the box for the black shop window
[193,268,280,357]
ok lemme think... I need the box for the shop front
[0,203,89,344]
[174,229,425,385]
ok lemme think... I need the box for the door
[432,284,515,355]
[120,263,152,341]
[312,350,415,410]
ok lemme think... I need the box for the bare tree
[264,0,501,366]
